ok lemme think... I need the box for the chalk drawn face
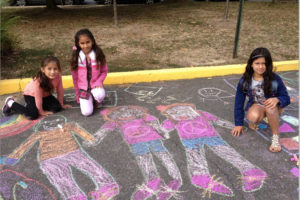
[165,105,199,121]
[199,88,222,98]
[39,116,66,131]
[108,106,145,121]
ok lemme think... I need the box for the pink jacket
[72,50,108,103]
[24,74,64,115]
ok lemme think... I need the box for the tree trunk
[46,0,57,9]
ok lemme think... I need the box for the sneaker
[2,96,14,116]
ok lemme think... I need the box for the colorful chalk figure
[157,103,267,196]
[88,106,182,200]
[0,115,119,200]
[0,169,56,200]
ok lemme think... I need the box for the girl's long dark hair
[70,28,106,71]
[241,47,274,95]
[34,56,61,93]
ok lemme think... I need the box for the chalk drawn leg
[186,148,233,196]
[152,151,182,200]
[40,150,118,200]
[132,153,161,200]
[210,145,267,192]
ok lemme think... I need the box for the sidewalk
[0,63,298,200]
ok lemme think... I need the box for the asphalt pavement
[0,71,298,200]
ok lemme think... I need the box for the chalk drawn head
[157,103,199,121]
[100,106,147,121]
[198,88,222,98]
[33,115,67,132]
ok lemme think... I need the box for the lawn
[1,1,298,79]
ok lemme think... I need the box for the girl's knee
[247,112,261,122]
[27,110,39,120]
[92,88,105,103]
[81,108,93,116]
[266,107,279,115]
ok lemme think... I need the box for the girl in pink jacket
[71,29,108,116]
[2,56,71,120]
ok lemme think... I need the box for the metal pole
[233,0,244,58]
[224,0,230,20]
[113,0,118,27]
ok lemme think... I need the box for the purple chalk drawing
[157,103,268,196]
[0,169,56,200]
[87,106,182,200]
[279,123,296,133]
[290,167,299,177]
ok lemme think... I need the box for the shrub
[1,2,20,57]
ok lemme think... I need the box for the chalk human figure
[157,103,267,196]
[231,47,290,153]
[86,106,182,200]
[0,115,118,200]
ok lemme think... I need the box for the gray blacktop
[0,71,299,200]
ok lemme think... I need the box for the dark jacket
[234,73,290,126]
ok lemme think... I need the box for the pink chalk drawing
[1,115,119,200]
[280,138,299,150]
[0,115,40,139]
[0,169,56,200]
[290,167,299,177]
[84,106,182,200]
[279,123,296,133]
[157,103,268,196]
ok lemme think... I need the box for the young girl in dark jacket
[231,47,290,152]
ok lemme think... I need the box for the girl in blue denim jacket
[231,47,290,152]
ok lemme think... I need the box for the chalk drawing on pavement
[124,85,192,104]
[0,115,119,200]
[0,115,40,139]
[280,71,299,87]
[64,90,118,108]
[197,88,235,105]
[84,105,183,200]
[0,169,56,200]
[157,103,267,197]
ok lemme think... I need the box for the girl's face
[252,57,266,78]
[78,35,93,55]
[41,61,59,80]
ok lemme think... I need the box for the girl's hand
[231,126,244,136]
[41,111,53,116]
[264,97,279,109]
[62,104,72,109]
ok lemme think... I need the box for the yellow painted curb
[0,60,298,95]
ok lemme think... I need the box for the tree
[46,0,57,9]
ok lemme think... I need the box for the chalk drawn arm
[83,128,111,147]
[147,120,170,139]
[68,123,95,143]
[213,118,235,130]
[1,133,40,166]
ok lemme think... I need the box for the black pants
[11,95,62,120]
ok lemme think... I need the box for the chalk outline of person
[157,103,267,197]
[0,115,119,200]
[83,105,182,200]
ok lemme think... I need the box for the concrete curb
[0,60,298,95]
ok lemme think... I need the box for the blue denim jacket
[234,73,290,126]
